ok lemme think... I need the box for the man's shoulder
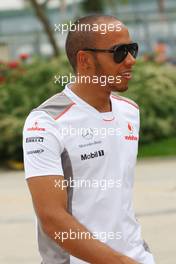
[111,93,139,110]
[32,91,75,120]
[23,91,75,132]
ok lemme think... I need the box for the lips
[120,71,132,80]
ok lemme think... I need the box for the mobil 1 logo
[81,150,104,161]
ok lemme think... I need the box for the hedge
[0,57,175,162]
[123,60,176,144]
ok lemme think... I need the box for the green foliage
[0,56,71,161]
[138,137,176,158]
[123,60,176,144]
[81,0,105,13]
[0,57,175,162]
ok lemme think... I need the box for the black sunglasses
[82,42,138,64]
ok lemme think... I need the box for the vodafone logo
[27,121,46,131]
[128,122,133,134]
[125,122,138,141]
[125,135,138,141]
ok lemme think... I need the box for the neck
[69,83,112,112]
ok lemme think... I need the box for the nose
[124,52,136,66]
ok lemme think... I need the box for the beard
[111,85,128,92]
[110,78,129,92]
[92,55,130,93]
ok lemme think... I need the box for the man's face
[90,22,136,92]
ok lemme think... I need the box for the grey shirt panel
[61,148,74,214]
[38,220,70,264]
[32,92,74,119]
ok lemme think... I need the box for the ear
[76,50,92,71]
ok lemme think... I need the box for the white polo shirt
[23,84,155,264]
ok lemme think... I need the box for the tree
[29,0,60,57]
[157,0,165,12]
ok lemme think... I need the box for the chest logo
[81,128,94,140]
[125,122,138,141]
[81,150,104,160]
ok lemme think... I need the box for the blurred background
[0,1,176,264]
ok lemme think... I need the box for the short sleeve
[137,107,140,134]
[23,111,64,179]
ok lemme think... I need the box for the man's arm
[27,175,139,264]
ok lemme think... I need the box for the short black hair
[65,14,120,72]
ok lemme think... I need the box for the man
[23,15,155,264]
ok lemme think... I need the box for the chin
[111,85,129,92]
